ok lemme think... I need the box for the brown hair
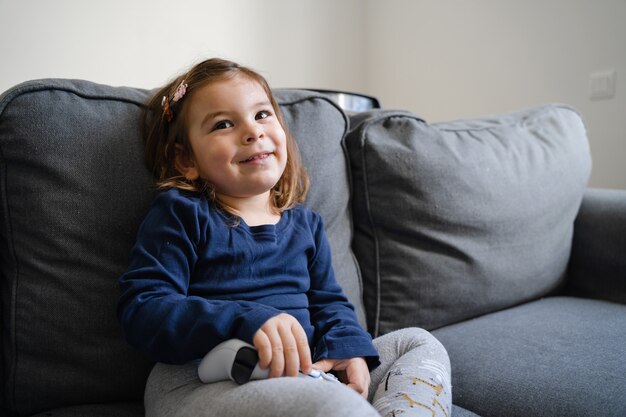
[142,58,309,214]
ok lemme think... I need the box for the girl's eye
[255,110,271,120]
[213,120,233,131]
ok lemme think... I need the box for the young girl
[118,58,451,417]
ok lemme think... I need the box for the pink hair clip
[161,80,188,122]
[172,80,188,103]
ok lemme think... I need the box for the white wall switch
[589,69,616,100]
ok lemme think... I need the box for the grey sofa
[0,79,624,417]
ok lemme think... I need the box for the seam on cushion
[359,126,381,338]
[0,79,149,116]
[0,86,27,415]
[435,104,583,133]
[0,110,19,414]
[337,109,365,315]
[342,137,365,316]
[357,112,426,337]
[277,93,350,134]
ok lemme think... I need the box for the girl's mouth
[239,152,273,163]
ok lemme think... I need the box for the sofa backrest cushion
[0,79,360,415]
[346,105,591,336]
[274,90,365,326]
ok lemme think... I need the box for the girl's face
[179,76,287,203]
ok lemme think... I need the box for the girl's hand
[313,357,370,398]
[253,313,312,378]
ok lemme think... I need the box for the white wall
[0,0,367,92]
[365,0,626,189]
[1,0,624,189]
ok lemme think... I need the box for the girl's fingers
[293,323,312,374]
[253,313,312,378]
[252,330,272,369]
[264,324,286,378]
[312,358,335,373]
[278,323,300,377]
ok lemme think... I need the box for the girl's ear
[174,144,200,180]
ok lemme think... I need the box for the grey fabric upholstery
[566,188,626,304]
[345,106,592,336]
[0,80,155,416]
[274,90,365,326]
[432,297,626,417]
[0,80,362,416]
[451,405,481,417]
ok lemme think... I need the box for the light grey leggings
[145,328,451,417]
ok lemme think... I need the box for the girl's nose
[243,125,264,143]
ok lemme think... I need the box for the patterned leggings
[370,328,452,417]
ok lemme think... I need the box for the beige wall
[365,0,626,189]
[0,0,367,92]
[1,0,624,189]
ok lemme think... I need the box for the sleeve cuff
[314,334,381,371]
[236,307,282,345]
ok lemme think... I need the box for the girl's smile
[239,152,275,164]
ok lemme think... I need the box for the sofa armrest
[566,188,626,303]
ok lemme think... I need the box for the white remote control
[197,339,340,385]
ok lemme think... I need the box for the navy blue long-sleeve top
[117,188,379,368]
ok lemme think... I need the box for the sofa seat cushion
[451,404,481,417]
[345,105,591,335]
[432,296,626,417]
